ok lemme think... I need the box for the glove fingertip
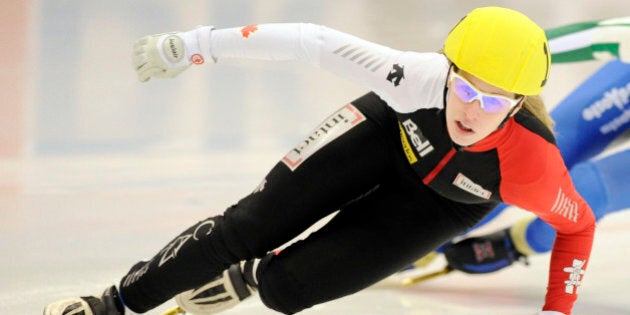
[137,73,151,82]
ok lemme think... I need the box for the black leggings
[120,93,495,313]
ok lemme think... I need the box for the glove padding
[443,228,526,274]
[536,311,566,315]
[175,262,256,314]
[132,26,214,82]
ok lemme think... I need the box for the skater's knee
[220,201,290,258]
[196,211,266,262]
[257,254,310,315]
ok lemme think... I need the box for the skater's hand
[132,26,214,82]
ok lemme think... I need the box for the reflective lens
[449,69,522,113]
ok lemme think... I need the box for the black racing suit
[120,93,497,313]
[121,23,594,314]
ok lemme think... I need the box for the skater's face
[445,66,523,146]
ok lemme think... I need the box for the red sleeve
[499,132,596,315]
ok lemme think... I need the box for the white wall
[19,0,627,155]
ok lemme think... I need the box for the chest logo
[453,173,492,200]
[400,119,434,164]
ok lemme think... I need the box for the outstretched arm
[132,23,448,114]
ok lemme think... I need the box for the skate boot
[175,260,258,314]
[43,285,125,315]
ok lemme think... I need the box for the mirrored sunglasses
[449,69,522,114]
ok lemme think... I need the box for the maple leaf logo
[241,25,259,38]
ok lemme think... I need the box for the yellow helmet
[444,7,550,95]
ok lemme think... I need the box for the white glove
[536,311,566,315]
[132,26,214,82]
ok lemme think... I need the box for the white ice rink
[1,152,629,314]
[1,1,629,314]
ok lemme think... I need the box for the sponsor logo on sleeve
[386,64,405,86]
[282,104,366,171]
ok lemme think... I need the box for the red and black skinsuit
[121,24,595,315]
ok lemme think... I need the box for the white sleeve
[209,23,448,113]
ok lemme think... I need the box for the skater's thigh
[257,179,484,313]
[220,94,401,257]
